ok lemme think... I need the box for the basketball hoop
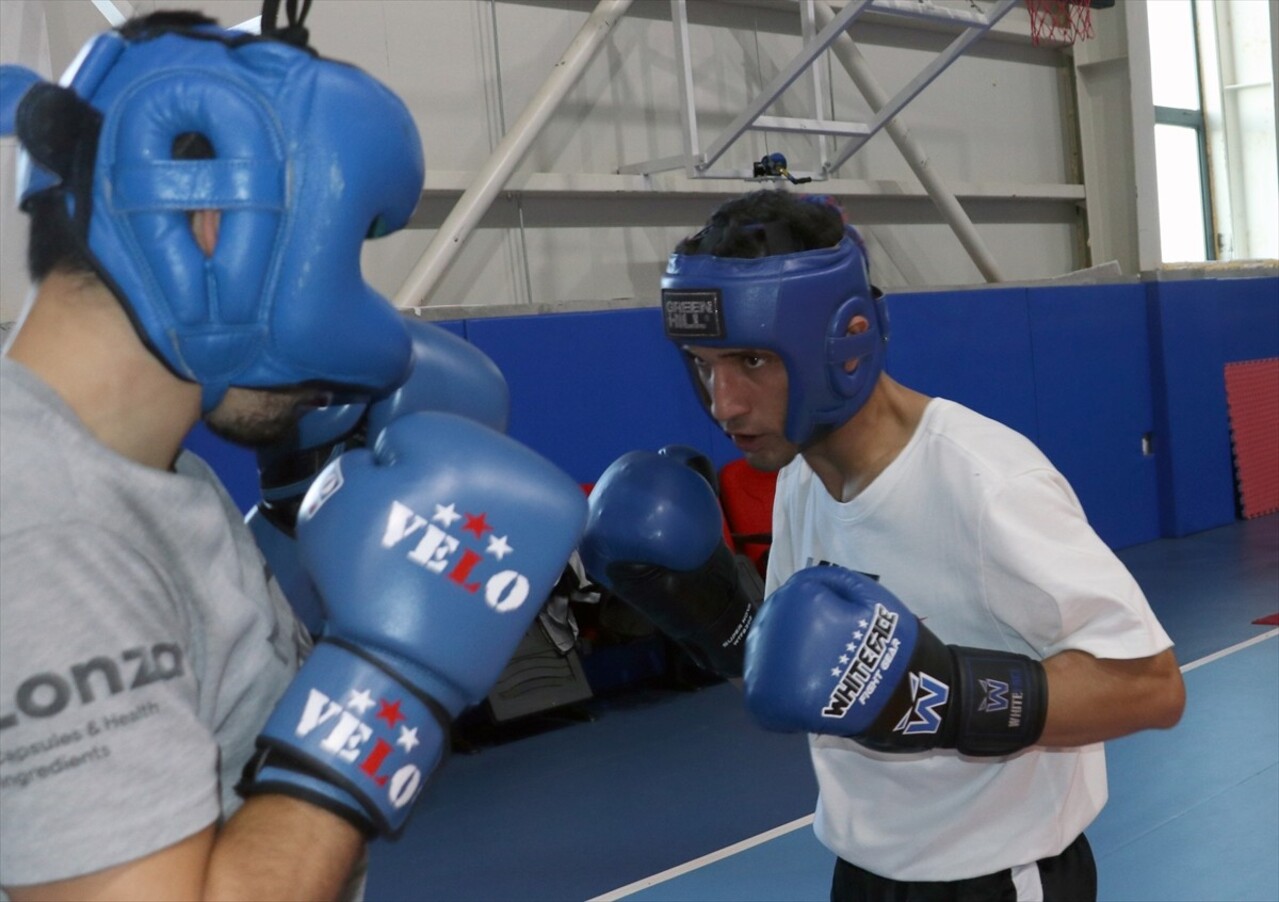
[1025,0,1094,46]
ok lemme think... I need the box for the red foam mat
[1224,358,1279,519]
[718,459,779,578]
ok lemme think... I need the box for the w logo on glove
[977,678,1010,714]
[895,671,950,736]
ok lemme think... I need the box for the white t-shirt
[767,398,1173,881]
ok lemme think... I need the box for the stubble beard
[204,386,315,448]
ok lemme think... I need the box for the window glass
[1154,124,1208,262]
[1148,0,1201,110]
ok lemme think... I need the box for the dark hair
[117,11,218,41]
[675,190,846,259]
[24,12,220,283]
[26,197,93,282]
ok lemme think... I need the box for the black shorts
[830,832,1096,902]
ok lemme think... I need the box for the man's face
[684,345,798,472]
[204,385,328,448]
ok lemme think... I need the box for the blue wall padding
[885,284,1159,549]
[1029,284,1160,549]
[184,421,259,512]
[462,307,737,485]
[887,286,1040,442]
[1147,277,1279,537]
[416,318,466,338]
[185,277,1277,551]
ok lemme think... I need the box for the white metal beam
[92,0,261,34]
[698,0,874,171]
[1072,3,1140,275]
[801,0,833,173]
[865,0,1005,28]
[814,0,1006,282]
[414,169,1085,203]
[671,0,701,177]
[1122,0,1162,271]
[394,0,634,308]
[89,0,131,27]
[826,0,1019,169]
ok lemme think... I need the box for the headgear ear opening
[4,9,423,412]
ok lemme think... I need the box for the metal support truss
[395,0,634,308]
[813,0,1009,281]
[621,0,1018,182]
[617,0,1015,281]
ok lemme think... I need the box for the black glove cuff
[607,544,755,678]
[236,639,454,840]
[948,646,1048,757]
[237,746,377,839]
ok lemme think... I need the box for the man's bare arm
[5,795,364,902]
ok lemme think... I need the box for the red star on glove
[462,512,493,539]
[376,698,406,729]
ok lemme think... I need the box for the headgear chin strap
[661,226,888,446]
[1,13,422,412]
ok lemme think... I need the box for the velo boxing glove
[245,412,586,836]
[247,400,367,634]
[579,450,758,678]
[744,565,1047,757]
[247,319,510,635]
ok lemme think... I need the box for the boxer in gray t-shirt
[0,358,306,883]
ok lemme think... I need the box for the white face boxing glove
[744,565,1047,757]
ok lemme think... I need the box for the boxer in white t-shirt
[583,189,1185,901]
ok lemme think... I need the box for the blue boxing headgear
[0,14,422,411]
[661,225,888,446]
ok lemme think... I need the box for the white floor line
[1179,628,1277,673]
[587,814,816,901]
[589,627,1279,901]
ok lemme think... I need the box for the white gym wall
[1,0,1274,325]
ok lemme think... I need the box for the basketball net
[1025,0,1094,46]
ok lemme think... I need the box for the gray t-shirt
[0,357,309,888]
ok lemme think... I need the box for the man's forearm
[1039,648,1186,747]
[5,795,365,902]
[208,795,366,901]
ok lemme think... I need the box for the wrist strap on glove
[946,646,1048,757]
[242,641,452,838]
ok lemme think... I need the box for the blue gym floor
[367,514,1279,902]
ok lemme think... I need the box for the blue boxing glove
[244,412,587,837]
[363,318,509,440]
[656,443,720,495]
[247,319,510,636]
[579,450,758,678]
[744,566,1047,757]
[247,401,367,633]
